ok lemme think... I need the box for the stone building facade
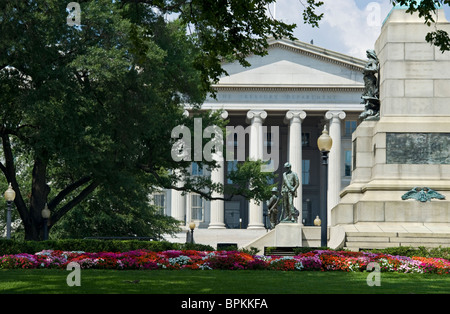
[157,38,366,236]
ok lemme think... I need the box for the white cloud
[320,0,392,58]
[272,0,392,59]
[270,1,450,59]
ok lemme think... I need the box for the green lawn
[1,269,449,295]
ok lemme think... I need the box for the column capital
[246,110,267,124]
[214,110,228,119]
[285,110,307,124]
[325,110,346,121]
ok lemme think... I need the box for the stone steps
[264,247,297,256]
[344,231,450,251]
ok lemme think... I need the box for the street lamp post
[4,183,16,239]
[41,203,51,240]
[189,221,196,244]
[317,126,332,248]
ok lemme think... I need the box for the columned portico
[246,110,267,229]
[165,38,367,249]
[325,110,346,224]
[285,110,307,224]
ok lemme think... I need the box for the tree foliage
[0,0,327,240]
[4,0,447,241]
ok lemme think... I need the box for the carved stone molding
[285,110,307,124]
[325,110,347,121]
[246,110,268,124]
[269,42,365,72]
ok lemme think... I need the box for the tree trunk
[25,158,50,241]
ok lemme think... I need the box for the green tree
[50,182,179,240]
[0,0,326,240]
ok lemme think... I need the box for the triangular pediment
[214,38,365,89]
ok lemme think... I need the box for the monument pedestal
[330,5,450,249]
[243,223,302,254]
[334,119,450,226]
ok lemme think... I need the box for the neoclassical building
[157,38,366,241]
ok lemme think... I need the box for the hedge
[0,239,214,255]
[367,246,450,260]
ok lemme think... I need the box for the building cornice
[266,38,367,72]
[211,84,364,93]
[197,103,365,113]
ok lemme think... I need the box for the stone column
[246,110,267,229]
[325,110,346,224]
[170,109,190,226]
[208,111,228,229]
[171,170,186,224]
[285,110,307,224]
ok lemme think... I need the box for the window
[227,160,238,184]
[345,150,352,176]
[227,132,238,148]
[191,194,204,221]
[345,121,357,136]
[264,131,272,148]
[225,201,241,229]
[302,133,310,147]
[152,192,166,215]
[302,160,310,185]
[191,162,203,176]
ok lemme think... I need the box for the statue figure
[266,187,280,229]
[359,49,380,121]
[280,162,299,223]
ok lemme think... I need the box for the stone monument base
[243,223,302,254]
[329,222,450,251]
[329,4,450,251]
[329,120,450,250]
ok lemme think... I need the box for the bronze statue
[359,49,380,121]
[266,187,280,229]
[280,162,299,223]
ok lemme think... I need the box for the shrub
[0,239,214,255]
[205,251,250,270]
[369,246,450,260]
[267,257,300,271]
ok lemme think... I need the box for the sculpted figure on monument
[266,187,280,229]
[359,49,380,121]
[401,187,446,202]
[280,162,299,223]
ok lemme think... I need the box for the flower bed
[0,249,449,274]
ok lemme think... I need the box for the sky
[269,0,450,59]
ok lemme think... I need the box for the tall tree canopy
[1,0,448,241]
[0,0,326,240]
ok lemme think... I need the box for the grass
[1,269,449,295]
